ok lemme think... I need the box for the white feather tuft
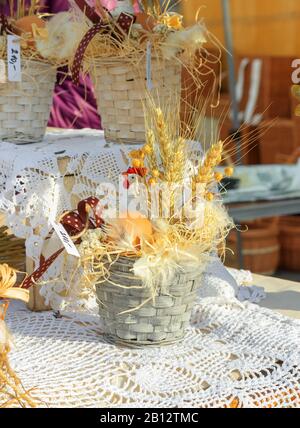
[36,12,88,61]
[161,24,207,60]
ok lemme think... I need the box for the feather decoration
[36,11,88,61]
[161,23,207,60]
[133,245,209,295]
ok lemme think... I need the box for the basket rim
[2,57,55,68]
[87,56,181,66]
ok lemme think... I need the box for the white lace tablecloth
[1,129,300,407]
[0,129,138,309]
[0,128,130,265]
[5,275,300,408]
[0,129,135,263]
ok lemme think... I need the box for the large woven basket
[96,256,202,346]
[0,60,56,143]
[90,58,182,144]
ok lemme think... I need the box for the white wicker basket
[0,60,56,143]
[96,256,202,346]
[90,57,182,144]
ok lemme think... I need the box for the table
[3,270,300,408]
[255,274,300,319]
[0,130,299,407]
[228,198,300,222]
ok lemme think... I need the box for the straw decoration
[0,264,35,407]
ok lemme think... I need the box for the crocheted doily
[4,277,300,408]
[1,130,298,408]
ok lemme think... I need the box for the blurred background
[46,1,300,280]
[182,0,300,281]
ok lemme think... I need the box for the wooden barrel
[226,218,280,274]
[279,216,300,271]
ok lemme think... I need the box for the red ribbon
[71,12,135,85]
[73,0,103,24]
[72,20,108,85]
[0,14,13,35]
[21,197,103,290]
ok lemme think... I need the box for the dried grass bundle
[64,0,211,80]
[0,264,35,408]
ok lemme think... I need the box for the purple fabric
[45,1,101,129]
[50,67,101,129]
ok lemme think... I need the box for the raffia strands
[0,345,37,408]
[0,263,29,302]
[0,47,62,70]
[0,266,34,407]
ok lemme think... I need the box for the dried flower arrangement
[0,264,35,407]
[0,1,60,142]
[32,1,220,143]
[78,98,233,259]
[59,97,234,344]
[0,1,50,61]
[36,1,208,64]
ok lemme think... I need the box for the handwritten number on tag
[7,35,21,82]
[146,42,153,90]
[50,220,80,258]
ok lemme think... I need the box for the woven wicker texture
[90,58,182,144]
[0,60,56,143]
[96,256,202,345]
[0,226,25,272]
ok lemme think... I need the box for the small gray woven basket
[95,256,203,346]
[0,59,56,143]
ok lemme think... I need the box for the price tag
[0,59,6,83]
[50,220,80,258]
[146,42,153,90]
[7,35,21,82]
